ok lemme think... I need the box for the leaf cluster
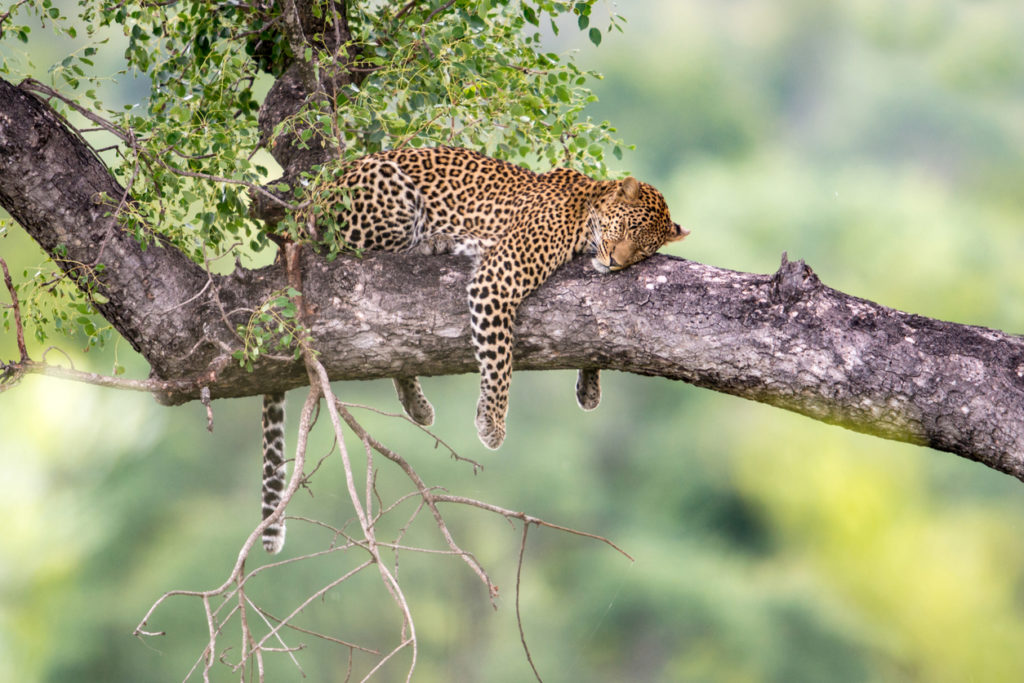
[233,287,309,371]
[321,0,627,171]
[1,0,627,354]
[0,252,120,369]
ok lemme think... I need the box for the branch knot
[771,251,820,306]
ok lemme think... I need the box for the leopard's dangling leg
[468,228,573,450]
[473,345,511,450]
[261,392,287,554]
[575,368,601,411]
[393,376,435,426]
[468,273,517,451]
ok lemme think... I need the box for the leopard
[259,146,687,553]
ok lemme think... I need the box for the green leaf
[589,27,602,46]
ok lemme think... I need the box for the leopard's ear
[617,176,640,202]
[667,222,690,242]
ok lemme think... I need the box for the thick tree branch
[0,79,209,369]
[2,76,1023,484]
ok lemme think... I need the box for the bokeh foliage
[2,1,1024,681]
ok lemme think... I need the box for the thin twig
[1,356,228,395]
[0,258,28,362]
[40,345,74,367]
[431,495,635,562]
[241,596,306,676]
[200,386,213,432]
[342,401,483,471]
[0,0,30,30]
[393,0,421,20]
[250,599,379,654]
[360,638,414,683]
[424,0,456,25]
[20,79,130,144]
[252,559,374,653]
[389,495,427,580]
[202,595,216,680]
[516,522,543,682]
[335,400,497,599]
[305,354,419,681]
[237,580,252,675]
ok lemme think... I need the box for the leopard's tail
[261,392,287,553]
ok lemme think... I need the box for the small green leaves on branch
[233,287,311,371]
[0,252,113,351]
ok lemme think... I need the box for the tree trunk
[2,76,1023,482]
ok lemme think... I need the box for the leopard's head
[591,176,688,273]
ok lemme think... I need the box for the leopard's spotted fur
[260,146,685,551]
[260,392,287,553]
[309,146,686,448]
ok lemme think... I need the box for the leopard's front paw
[475,402,506,450]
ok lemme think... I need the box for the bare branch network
[129,361,626,681]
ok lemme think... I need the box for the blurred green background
[3,1,1024,681]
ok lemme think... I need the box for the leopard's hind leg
[393,377,435,426]
[575,368,601,411]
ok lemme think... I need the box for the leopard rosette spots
[318,147,686,449]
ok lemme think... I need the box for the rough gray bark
[0,79,209,367]
[2,76,1023,483]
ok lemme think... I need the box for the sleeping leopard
[259,146,687,553]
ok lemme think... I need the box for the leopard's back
[330,147,598,258]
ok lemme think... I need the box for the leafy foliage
[233,286,309,370]
[331,1,625,168]
[0,0,626,353]
[0,248,117,359]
